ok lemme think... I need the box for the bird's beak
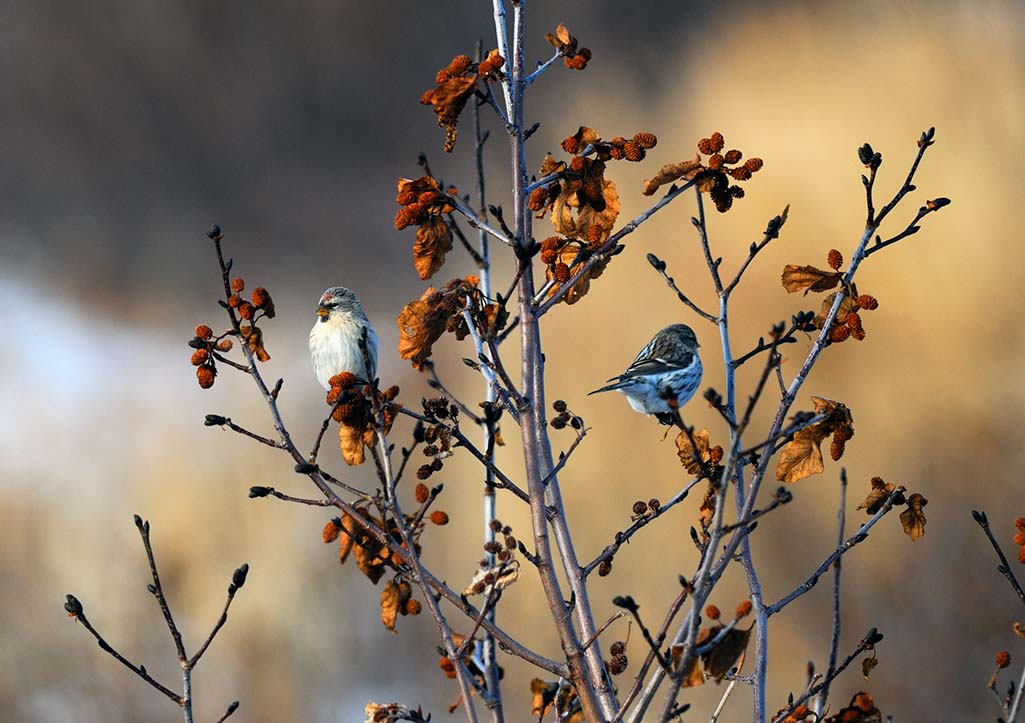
[316,304,329,318]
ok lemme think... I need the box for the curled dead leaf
[776,397,854,483]
[824,691,881,723]
[675,429,720,477]
[643,156,703,196]
[463,559,521,596]
[701,625,751,681]
[858,477,899,514]
[545,244,609,305]
[781,265,843,295]
[900,493,928,541]
[413,217,454,281]
[239,324,270,362]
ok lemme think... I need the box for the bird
[309,286,379,391]
[589,323,703,420]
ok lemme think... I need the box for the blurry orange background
[3,1,1024,721]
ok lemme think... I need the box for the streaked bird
[589,324,703,418]
[309,286,378,390]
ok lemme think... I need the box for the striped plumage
[589,324,703,416]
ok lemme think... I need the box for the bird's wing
[620,350,694,380]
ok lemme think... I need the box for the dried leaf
[858,477,897,514]
[353,540,387,585]
[781,264,843,294]
[463,559,521,596]
[545,244,609,305]
[676,429,713,476]
[413,217,454,280]
[397,288,450,370]
[862,655,878,679]
[775,426,828,483]
[339,419,367,466]
[701,625,752,681]
[642,156,703,196]
[813,291,860,330]
[364,702,417,723]
[776,397,854,483]
[900,493,928,541]
[824,691,882,723]
[670,637,708,688]
[421,72,478,152]
[239,324,270,362]
[380,580,401,632]
[530,678,558,718]
[698,482,717,538]
[552,176,620,244]
[338,513,357,563]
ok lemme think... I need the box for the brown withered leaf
[413,217,454,281]
[676,429,713,477]
[701,625,751,681]
[698,482,717,538]
[397,288,451,370]
[337,513,357,563]
[239,324,270,362]
[463,559,521,596]
[824,691,882,723]
[545,23,575,52]
[563,125,602,151]
[529,678,558,718]
[539,153,567,176]
[776,396,854,483]
[380,579,401,633]
[775,426,829,483]
[545,244,608,305]
[421,73,478,153]
[900,493,928,541]
[862,655,878,679]
[670,630,712,689]
[339,419,367,466]
[353,539,388,585]
[643,156,703,196]
[781,264,843,295]
[551,177,620,244]
[813,291,860,330]
[858,477,897,514]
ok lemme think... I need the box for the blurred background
[2,0,1024,720]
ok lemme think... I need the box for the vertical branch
[473,39,505,723]
[505,1,613,719]
[814,469,848,714]
[491,0,513,113]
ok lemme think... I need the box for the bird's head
[665,323,700,350]
[316,287,365,323]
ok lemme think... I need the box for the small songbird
[589,324,703,419]
[309,287,379,391]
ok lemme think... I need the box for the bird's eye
[326,302,338,309]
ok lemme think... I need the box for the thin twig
[67,604,183,705]
[973,510,1025,608]
[524,50,561,84]
[815,469,848,714]
[584,477,702,576]
[766,487,905,616]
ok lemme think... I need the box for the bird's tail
[588,379,628,396]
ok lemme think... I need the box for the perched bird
[309,287,378,391]
[589,324,703,420]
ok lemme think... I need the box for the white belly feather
[309,314,379,390]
